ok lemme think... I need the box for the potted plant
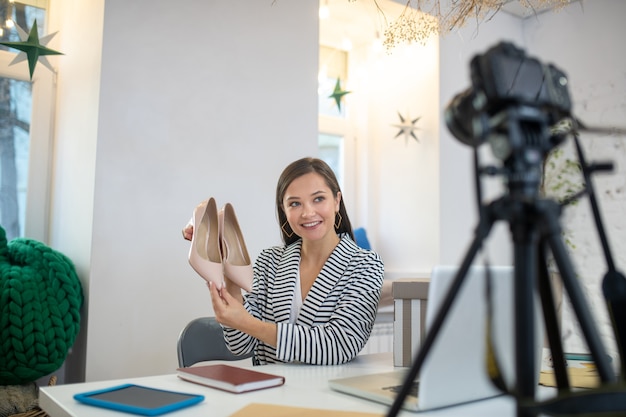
[540,138,584,250]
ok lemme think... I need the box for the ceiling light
[341,37,352,51]
[318,64,328,84]
[319,1,329,20]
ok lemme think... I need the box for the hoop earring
[334,212,342,229]
[281,221,294,238]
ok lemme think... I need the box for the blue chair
[354,227,371,250]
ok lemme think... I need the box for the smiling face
[282,172,341,244]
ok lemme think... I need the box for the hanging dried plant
[371,0,572,51]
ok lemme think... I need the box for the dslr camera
[445,42,572,154]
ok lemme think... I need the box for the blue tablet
[73,384,204,416]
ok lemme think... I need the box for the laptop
[329,265,543,412]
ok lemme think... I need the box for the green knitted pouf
[0,226,83,385]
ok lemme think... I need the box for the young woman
[184,157,384,365]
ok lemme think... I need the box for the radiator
[361,310,394,355]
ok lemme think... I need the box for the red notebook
[176,364,285,394]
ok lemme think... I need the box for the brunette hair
[276,157,354,245]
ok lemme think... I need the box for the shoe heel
[220,203,253,292]
[188,198,224,288]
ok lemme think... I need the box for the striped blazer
[223,235,384,365]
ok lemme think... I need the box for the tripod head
[445,42,573,199]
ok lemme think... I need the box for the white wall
[438,0,626,360]
[344,5,524,280]
[438,12,525,267]
[49,0,318,381]
[348,36,441,279]
[523,0,626,359]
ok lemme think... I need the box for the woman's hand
[181,222,193,241]
[208,281,248,329]
[208,281,278,348]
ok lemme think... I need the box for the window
[0,76,31,239]
[0,0,54,242]
[318,132,344,186]
[318,45,350,191]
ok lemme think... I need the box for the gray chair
[177,317,253,367]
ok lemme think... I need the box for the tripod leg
[511,222,540,417]
[537,242,570,391]
[543,203,616,383]
[386,212,494,417]
[573,134,626,380]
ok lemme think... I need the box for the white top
[289,268,303,323]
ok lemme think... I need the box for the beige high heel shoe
[188,198,224,289]
[219,203,253,292]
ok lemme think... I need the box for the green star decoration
[328,77,351,111]
[0,20,63,80]
[392,112,421,144]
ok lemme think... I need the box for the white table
[40,353,528,416]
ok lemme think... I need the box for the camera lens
[444,89,487,148]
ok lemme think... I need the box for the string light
[3,0,14,33]
[371,0,572,51]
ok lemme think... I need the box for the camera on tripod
[389,40,626,417]
[445,42,573,162]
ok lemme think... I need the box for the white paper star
[392,112,421,144]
